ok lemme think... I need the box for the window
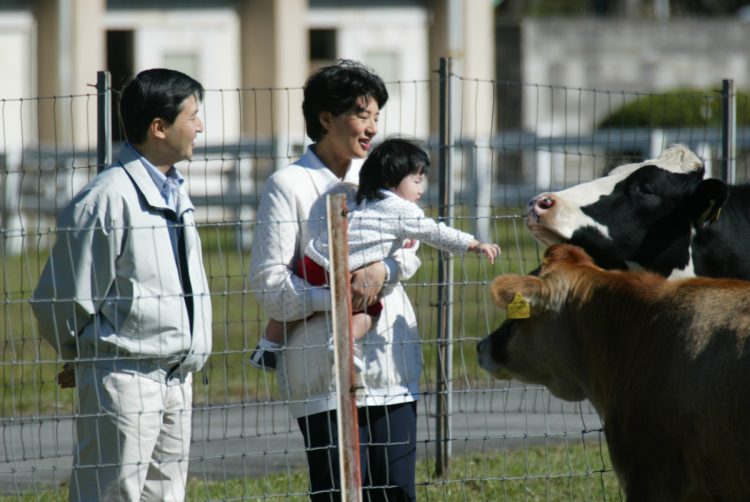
[310,29,337,66]
[106,30,134,142]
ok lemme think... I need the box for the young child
[250,137,501,371]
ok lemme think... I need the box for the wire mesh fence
[1,67,749,500]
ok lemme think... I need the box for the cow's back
[602,277,750,500]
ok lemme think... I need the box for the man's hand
[350,261,387,312]
[56,364,76,389]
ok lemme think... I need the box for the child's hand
[472,242,501,263]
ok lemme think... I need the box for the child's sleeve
[396,201,475,254]
[393,240,421,281]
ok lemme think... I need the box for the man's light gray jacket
[32,146,212,382]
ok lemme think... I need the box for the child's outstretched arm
[468,240,502,263]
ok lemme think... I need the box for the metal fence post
[721,79,736,185]
[435,56,454,477]
[97,70,112,173]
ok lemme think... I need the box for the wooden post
[327,193,362,502]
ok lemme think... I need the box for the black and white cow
[526,144,750,279]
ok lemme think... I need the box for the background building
[496,16,750,134]
[0,0,495,151]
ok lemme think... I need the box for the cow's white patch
[666,265,696,280]
[555,143,700,208]
[528,218,611,246]
[666,230,697,279]
[609,144,702,176]
[528,189,612,244]
[555,167,631,207]
[624,244,697,279]
[626,259,696,279]
[652,144,703,174]
[527,165,633,243]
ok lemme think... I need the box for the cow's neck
[692,185,750,280]
[574,277,669,419]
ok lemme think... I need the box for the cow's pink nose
[532,194,556,212]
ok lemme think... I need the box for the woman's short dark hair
[302,59,389,142]
[356,137,429,204]
[119,68,204,145]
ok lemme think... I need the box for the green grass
[2,209,540,414]
[0,442,622,501]
[0,210,622,500]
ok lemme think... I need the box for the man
[32,68,212,501]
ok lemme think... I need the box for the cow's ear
[491,275,542,313]
[689,179,729,229]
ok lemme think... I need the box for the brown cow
[477,244,750,501]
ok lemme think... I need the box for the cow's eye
[633,182,655,196]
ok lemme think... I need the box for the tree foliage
[598,88,750,128]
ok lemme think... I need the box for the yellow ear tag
[698,199,722,228]
[507,292,531,320]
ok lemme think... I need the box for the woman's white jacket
[249,147,423,419]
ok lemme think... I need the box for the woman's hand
[350,261,387,311]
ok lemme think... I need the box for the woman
[248,60,421,501]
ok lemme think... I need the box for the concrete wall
[35,0,104,147]
[500,18,750,134]
[308,6,430,140]
[239,0,307,146]
[105,8,242,146]
[0,12,35,154]
[522,19,750,92]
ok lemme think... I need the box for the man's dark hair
[119,68,204,145]
[302,59,389,142]
[357,137,429,204]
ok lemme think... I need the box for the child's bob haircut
[357,137,429,204]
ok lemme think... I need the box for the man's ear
[149,117,168,140]
[318,111,332,133]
